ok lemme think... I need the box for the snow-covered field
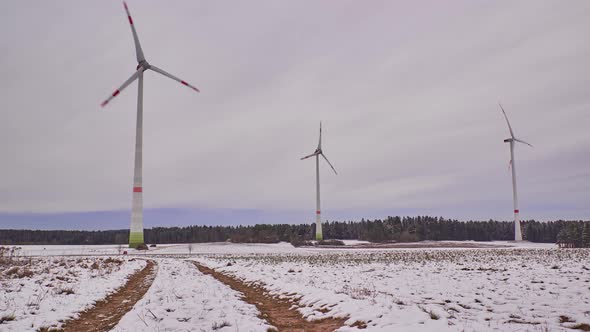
[15,244,126,257]
[112,258,270,332]
[117,240,557,254]
[14,240,556,257]
[198,247,590,331]
[2,242,587,331]
[0,255,145,331]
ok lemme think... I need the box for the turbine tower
[499,103,532,241]
[101,2,200,248]
[301,122,337,241]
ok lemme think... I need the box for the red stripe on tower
[133,187,142,193]
[128,16,133,25]
[514,209,519,213]
[316,211,321,215]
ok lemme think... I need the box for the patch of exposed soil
[192,262,347,332]
[51,259,157,332]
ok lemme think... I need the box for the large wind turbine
[301,122,337,241]
[499,103,532,241]
[101,2,200,248]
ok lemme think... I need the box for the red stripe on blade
[128,16,133,25]
[133,187,142,193]
[101,100,108,107]
[113,90,120,97]
[514,209,519,213]
[124,2,128,10]
[181,80,188,86]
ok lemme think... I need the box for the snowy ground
[196,247,589,332]
[15,244,126,256]
[0,255,145,331]
[13,240,555,257]
[112,258,270,332]
[2,241,586,332]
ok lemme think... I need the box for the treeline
[556,221,590,248]
[0,217,588,245]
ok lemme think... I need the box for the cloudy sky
[1,1,588,230]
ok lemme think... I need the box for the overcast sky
[1,1,589,230]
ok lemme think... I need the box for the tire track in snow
[56,259,157,332]
[192,261,348,332]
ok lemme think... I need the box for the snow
[0,256,145,331]
[341,240,371,245]
[149,241,301,255]
[111,258,271,332]
[197,247,589,331]
[3,242,585,331]
[11,240,556,257]
[15,244,125,256]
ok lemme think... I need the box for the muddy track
[55,259,157,332]
[192,261,347,332]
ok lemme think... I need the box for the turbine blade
[321,153,337,175]
[149,65,200,92]
[101,70,141,107]
[318,122,322,149]
[514,138,533,147]
[123,2,145,63]
[498,103,516,138]
[300,152,318,160]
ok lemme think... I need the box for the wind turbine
[301,122,337,241]
[101,2,200,248]
[499,103,532,241]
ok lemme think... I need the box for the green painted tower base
[129,231,144,248]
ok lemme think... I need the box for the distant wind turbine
[301,122,337,241]
[101,2,200,248]
[499,103,532,241]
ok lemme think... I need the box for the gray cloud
[0,1,588,223]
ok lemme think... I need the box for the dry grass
[0,314,15,324]
[4,266,34,279]
[211,321,231,330]
[506,319,541,325]
[417,305,440,320]
[36,326,62,332]
[0,247,21,266]
[103,257,122,266]
[351,320,368,328]
[337,284,376,300]
[54,285,75,295]
[572,323,590,331]
[560,315,576,323]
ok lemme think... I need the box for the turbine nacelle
[136,60,150,71]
